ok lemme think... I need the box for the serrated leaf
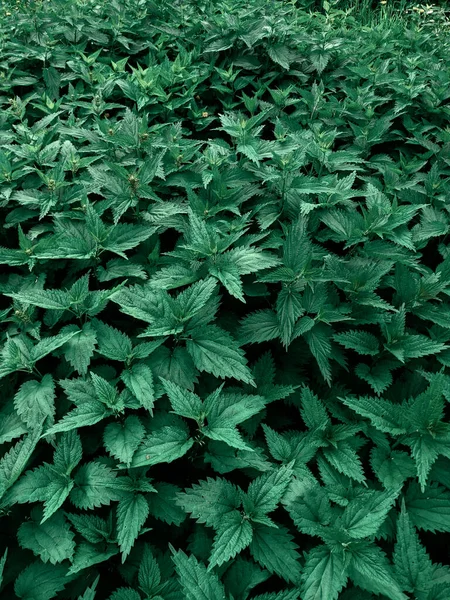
[92,319,132,362]
[348,543,407,600]
[121,363,155,412]
[63,323,97,375]
[0,426,42,501]
[14,375,55,428]
[70,462,121,509]
[208,510,253,569]
[301,545,348,600]
[393,503,434,594]
[14,562,68,600]
[117,493,149,561]
[187,325,254,384]
[131,425,194,468]
[249,524,301,584]
[17,508,75,564]
[244,463,293,518]
[104,416,145,467]
[171,549,227,600]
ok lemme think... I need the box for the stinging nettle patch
[0,0,450,598]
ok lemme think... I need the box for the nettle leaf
[130,424,194,468]
[138,544,161,596]
[338,489,398,538]
[63,323,97,375]
[239,310,280,344]
[249,523,301,584]
[68,541,119,575]
[121,363,155,412]
[14,374,55,428]
[301,545,348,600]
[17,508,75,564]
[393,502,434,594]
[70,462,122,509]
[334,330,380,356]
[405,482,450,533]
[161,378,203,420]
[14,562,69,600]
[243,463,293,519]
[208,510,253,569]
[117,493,149,561]
[203,390,266,451]
[348,543,407,600]
[103,416,145,466]
[171,548,226,600]
[187,325,255,384]
[147,482,186,526]
[176,476,242,528]
[92,319,133,362]
[0,426,42,501]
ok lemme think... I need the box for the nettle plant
[1,0,450,598]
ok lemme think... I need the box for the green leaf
[138,544,161,596]
[171,548,227,600]
[203,390,265,451]
[340,395,405,434]
[0,409,27,445]
[223,557,270,600]
[161,378,203,420]
[70,462,121,509]
[14,374,55,428]
[117,493,149,561]
[44,401,110,436]
[187,325,254,384]
[68,541,119,575]
[301,545,348,600]
[17,508,75,564]
[109,589,141,600]
[393,503,434,594]
[31,331,80,363]
[276,287,304,347]
[78,577,99,600]
[92,319,132,361]
[14,562,68,600]
[405,482,450,533]
[104,416,145,467]
[244,463,293,518]
[63,323,97,375]
[240,310,280,344]
[176,278,218,319]
[249,523,301,584]
[91,372,120,407]
[130,425,194,468]
[370,448,416,491]
[348,543,407,600]
[103,223,155,256]
[121,363,155,412]
[147,482,186,526]
[5,289,69,310]
[0,426,42,501]
[176,477,242,528]
[304,324,333,385]
[267,44,292,69]
[53,431,83,475]
[208,510,253,569]
[338,489,398,538]
[334,330,380,356]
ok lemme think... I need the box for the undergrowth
[1,0,450,599]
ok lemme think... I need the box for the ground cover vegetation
[1,0,450,598]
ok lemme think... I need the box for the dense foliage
[1,0,450,598]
